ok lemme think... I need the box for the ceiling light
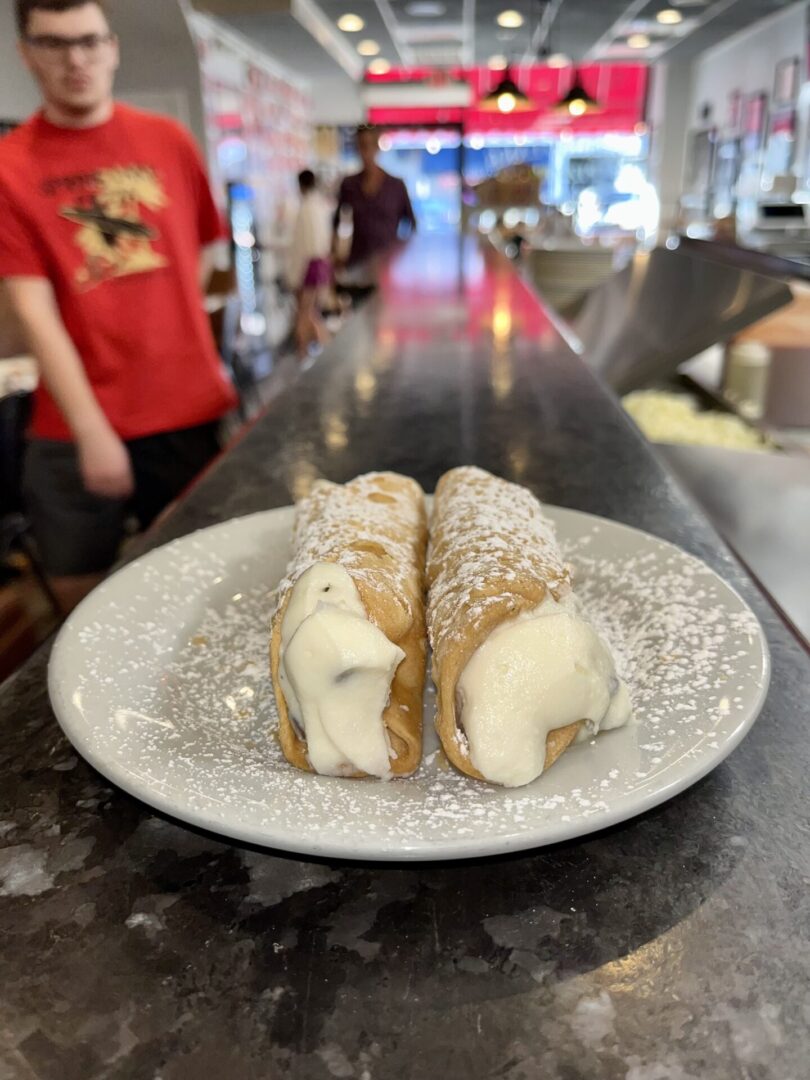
[656,8,683,24]
[496,10,524,29]
[480,67,532,113]
[627,33,651,48]
[487,54,508,70]
[337,13,364,32]
[546,52,571,68]
[405,1,446,14]
[553,71,600,117]
[357,39,381,56]
[367,58,391,75]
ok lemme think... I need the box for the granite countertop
[1,236,808,1080]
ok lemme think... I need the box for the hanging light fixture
[536,0,600,118]
[480,66,532,113]
[553,68,600,117]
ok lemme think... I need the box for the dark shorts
[302,257,332,289]
[23,421,222,577]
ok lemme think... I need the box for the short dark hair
[16,0,109,36]
[298,169,316,193]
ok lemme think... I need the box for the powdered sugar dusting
[427,467,571,655]
[50,506,769,859]
[275,472,425,614]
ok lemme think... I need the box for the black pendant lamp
[480,66,533,114]
[553,69,600,117]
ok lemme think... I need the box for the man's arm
[401,181,417,233]
[332,179,351,263]
[4,277,134,498]
[333,179,347,234]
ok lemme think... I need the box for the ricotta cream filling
[457,594,631,787]
[279,563,404,778]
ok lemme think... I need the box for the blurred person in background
[287,169,333,360]
[0,0,237,614]
[334,125,416,292]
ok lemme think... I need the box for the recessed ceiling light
[496,10,524,29]
[368,58,391,74]
[546,52,571,67]
[627,32,651,48]
[357,39,381,56]
[337,13,364,32]
[487,54,508,69]
[405,1,446,15]
[656,8,683,24]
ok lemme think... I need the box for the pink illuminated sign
[365,65,648,134]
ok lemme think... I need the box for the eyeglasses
[24,33,115,62]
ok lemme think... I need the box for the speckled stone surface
[1,238,808,1080]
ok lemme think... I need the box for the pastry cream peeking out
[279,563,404,778]
[457,594,631,787]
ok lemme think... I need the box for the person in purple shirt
[334,126,416,287]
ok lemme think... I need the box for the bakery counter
[1,235,809,1079]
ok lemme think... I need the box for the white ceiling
[191,0,798,82]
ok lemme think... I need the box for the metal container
[764,347,810,427]
[722,340,771,418]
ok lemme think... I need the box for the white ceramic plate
[48,505,770,861]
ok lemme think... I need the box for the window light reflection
[492,304,513,343]
[355,369,378,403]
[491,351,513,400]
[324,413,349,451]
[509,443,529,476]
[290,461,319,501]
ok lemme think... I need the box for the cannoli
[270,472,427,778]
[427,467,631,787]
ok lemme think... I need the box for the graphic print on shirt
[54,165,169,289]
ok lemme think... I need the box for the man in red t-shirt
[0,0,238,611]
